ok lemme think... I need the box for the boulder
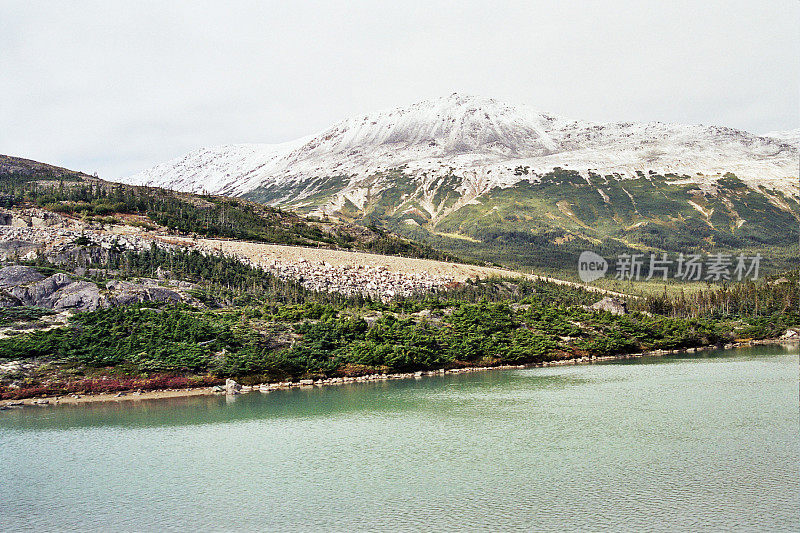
[11,216,30,228]
[0,290,22,308]
[0,266,185,311]
[590,297,628,315]
[0,241,42,262]
[48,281,106,311]
[225,379,241,395]
[107,280,182,306]
[143,287,182,304]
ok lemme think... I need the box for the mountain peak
[409,93,530,113]
[308,94,562,157]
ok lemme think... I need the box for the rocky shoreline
[2,338,796,410]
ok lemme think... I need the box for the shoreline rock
[225,379,242,395]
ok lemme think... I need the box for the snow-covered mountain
[123,94,798,213]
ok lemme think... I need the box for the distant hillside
[373,168,800,271]
[0,154,464,263]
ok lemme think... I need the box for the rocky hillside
[0,154,462,263]
[0,154,95,182]
[0,155,495,310]
[763,128,800,148]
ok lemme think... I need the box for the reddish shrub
[1,373,223,400]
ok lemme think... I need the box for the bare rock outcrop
[4,270,103,311]
[10,272,73,304]
[0,265,185,311]
[225,379,241,395]
[781,328,799,339]
[0,265,46,287]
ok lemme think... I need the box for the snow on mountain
[124,136,314,196]
[763,128,800,149]
[121,94,799,205]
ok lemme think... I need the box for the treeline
[632,272,799,319]
[29,243,374,308]
[357,223,465,262]
[0,177,345,245]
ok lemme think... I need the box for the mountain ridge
[122,94,799,207]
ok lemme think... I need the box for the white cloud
[1,0,797,178]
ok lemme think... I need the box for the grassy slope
[263,167,799,273]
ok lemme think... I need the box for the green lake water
[1,345,798,531]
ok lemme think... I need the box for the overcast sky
[2,0,798,179]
